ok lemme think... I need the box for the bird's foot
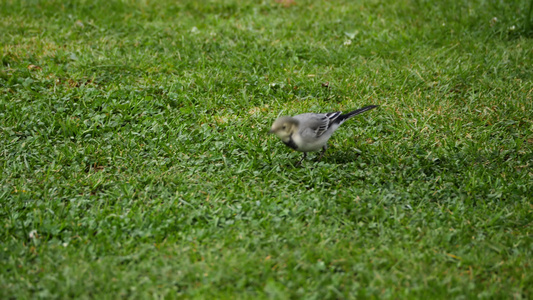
[294,153,307,167]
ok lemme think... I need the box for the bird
[269,105,378,165]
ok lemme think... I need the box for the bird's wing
[296,112,342,138]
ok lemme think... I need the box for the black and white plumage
[269,105,378,165]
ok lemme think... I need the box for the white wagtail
[269,105,378,165]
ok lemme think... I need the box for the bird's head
[269,116,298,141]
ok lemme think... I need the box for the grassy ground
[1,0,532,298]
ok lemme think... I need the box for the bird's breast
[283,136,298,150]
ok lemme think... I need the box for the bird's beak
[268,128,274,134]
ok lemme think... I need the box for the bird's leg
[295,152,307,166]
[316,146,327,162]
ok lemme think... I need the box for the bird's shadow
[282,150,363,168]
[322,150,363,164]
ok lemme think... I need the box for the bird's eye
[282,125,286,130]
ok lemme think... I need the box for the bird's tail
[337,105,378,124]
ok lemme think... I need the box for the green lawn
[1,0,532,298]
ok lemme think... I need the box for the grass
[1,0,532,298]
